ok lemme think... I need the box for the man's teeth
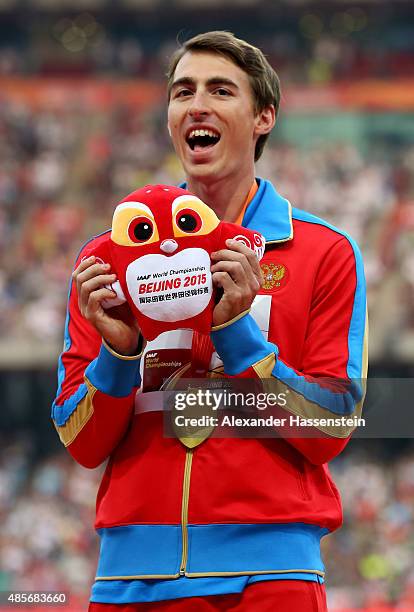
[188,129,219,139]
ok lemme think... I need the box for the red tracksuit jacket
[52,178,368,603]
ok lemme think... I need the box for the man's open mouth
[186,129,221,152]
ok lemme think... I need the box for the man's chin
[184,159,219,181]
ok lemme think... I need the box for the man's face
[167,51,263,184]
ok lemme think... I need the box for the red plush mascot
[84,185,265,340]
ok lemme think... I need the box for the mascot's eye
[176,209,202,233]
[128,216,154,243]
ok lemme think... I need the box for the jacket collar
[179,178,293,244]
[243,178,293,243]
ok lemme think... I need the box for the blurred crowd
[325,447,414,610]
[1,436,413,611]
[2,32,413,85]
[0,7,413,85]
[0,96,413,360]
[0,436,98,610]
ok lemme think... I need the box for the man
[52,31,368,611]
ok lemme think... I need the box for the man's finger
[226,239,263,279]
[211,246,261,288]
[72,256,96,279]
[212,240,262,277]
[211,260,259,291]
[75,262,112,287]
[212,270,241,299]
[79,273,117,302]
[85,287,117,318]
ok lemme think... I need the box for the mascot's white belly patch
[126,248,212,322]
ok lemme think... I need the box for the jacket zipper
[179,448,194,576]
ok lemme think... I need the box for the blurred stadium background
[1,0,414,610]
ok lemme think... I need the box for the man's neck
[186,172,256,222]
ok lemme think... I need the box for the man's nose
[188,91,210,118]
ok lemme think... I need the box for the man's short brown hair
[166,30,281,162]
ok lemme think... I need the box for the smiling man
[167,48,275,224]
[52,32,367,611]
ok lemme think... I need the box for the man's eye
[175,89,192,98]
[214,88,231,96]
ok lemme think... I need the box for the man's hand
[210,239,263,328]
[72,256,140,356]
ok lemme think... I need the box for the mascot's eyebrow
[115,201,155,217]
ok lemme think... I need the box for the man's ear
[167,123,172,137]
[254,105,276,137]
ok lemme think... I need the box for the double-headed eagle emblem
[261,263,287,291]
